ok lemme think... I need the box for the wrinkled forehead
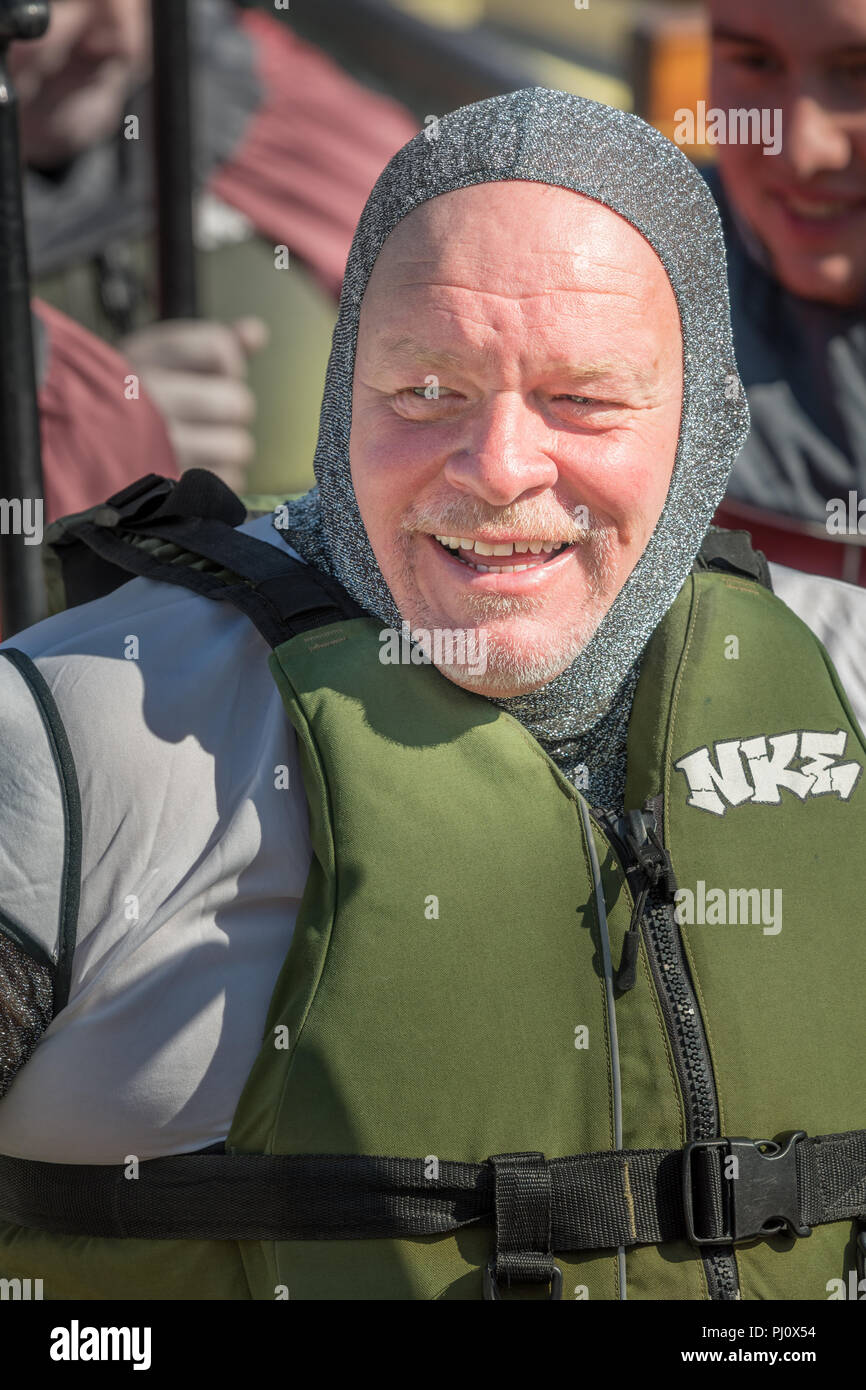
[356,180,683,369]
[363,180,676,299]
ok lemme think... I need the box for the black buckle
[104,474,175,525]
[484,1261,563,1300]
[683,1132,812,1245]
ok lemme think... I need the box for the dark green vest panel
[628,573,866,1299]
[227,619,694,1300]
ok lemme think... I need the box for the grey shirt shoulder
[769,562,866,728]
[0,515,312,1162]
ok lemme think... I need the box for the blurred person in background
[705,0,866,585]
[1,2,176,640]
[11,0,416,499]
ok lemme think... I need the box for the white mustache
[408,501,601,545]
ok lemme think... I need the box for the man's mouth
[432,532,575,574]
[769,188,866,227]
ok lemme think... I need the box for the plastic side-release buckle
[103,473,176,523]
[683,1132,812,1245]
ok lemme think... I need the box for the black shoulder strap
[693,525,773,591]
[44,470,366,650]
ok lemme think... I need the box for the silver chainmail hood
[274,87,750,809]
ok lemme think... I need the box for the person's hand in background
[119,316,269,493]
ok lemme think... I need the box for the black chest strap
[0,1130,862,1257]
[44,470,365,649]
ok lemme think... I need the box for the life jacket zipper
[592,796,741,1301]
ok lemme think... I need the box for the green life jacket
[2,471,865,1301]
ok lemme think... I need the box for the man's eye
[715,46,780,75]
[554,394,600,407]
[408,386,454,397]
[735,54,777,72]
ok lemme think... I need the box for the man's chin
[438,661,571,698]
[396,577,612,696]
[430,626,593,698]
[769,245,866,308]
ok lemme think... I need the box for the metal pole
[150,0,198,320]
[0,1,49,637]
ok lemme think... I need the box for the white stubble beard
[388,506,620,696]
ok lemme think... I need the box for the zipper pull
[616,903,644,992]
[616,872,651,993]
[614,810,677,993]
[622,809,677,894]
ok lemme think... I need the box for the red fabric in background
[714,501,866,587]
[35,297,178,523]
[0,302,177,639]
[210,12,418,300]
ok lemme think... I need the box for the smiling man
[349,181,682,697]
[0,89,865,1303]
[706,0,866,582]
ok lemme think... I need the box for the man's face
[9,0,151,168]
[350,181,683,698]
[709,0,866,306]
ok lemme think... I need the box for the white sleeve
[0,567,312,1162]
[769,562,866,729]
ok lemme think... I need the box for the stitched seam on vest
[658,577,705,1146]
[266,677,338,1154]
[576,807,620,1300]
[622,1160,637,1242]
[248,657,338,1298]
[581,818,617,1159]
[637,938,687,1148]
[497,709,621,1294]
[662,576,699,848]
[718,576,760,599]
[662,578,739,1297]
[493,706,592,807]
[725,571,866,758]
[665,580,730,1142]
[817,640,866,758]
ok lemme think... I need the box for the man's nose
[779,92,851,182]
[442,392,558,507]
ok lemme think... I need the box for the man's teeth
[434,535,568,556]
[783,196,856,220]
[432,534,571,573]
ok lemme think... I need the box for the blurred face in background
[9,0,151,168]
[708,0,866,307]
